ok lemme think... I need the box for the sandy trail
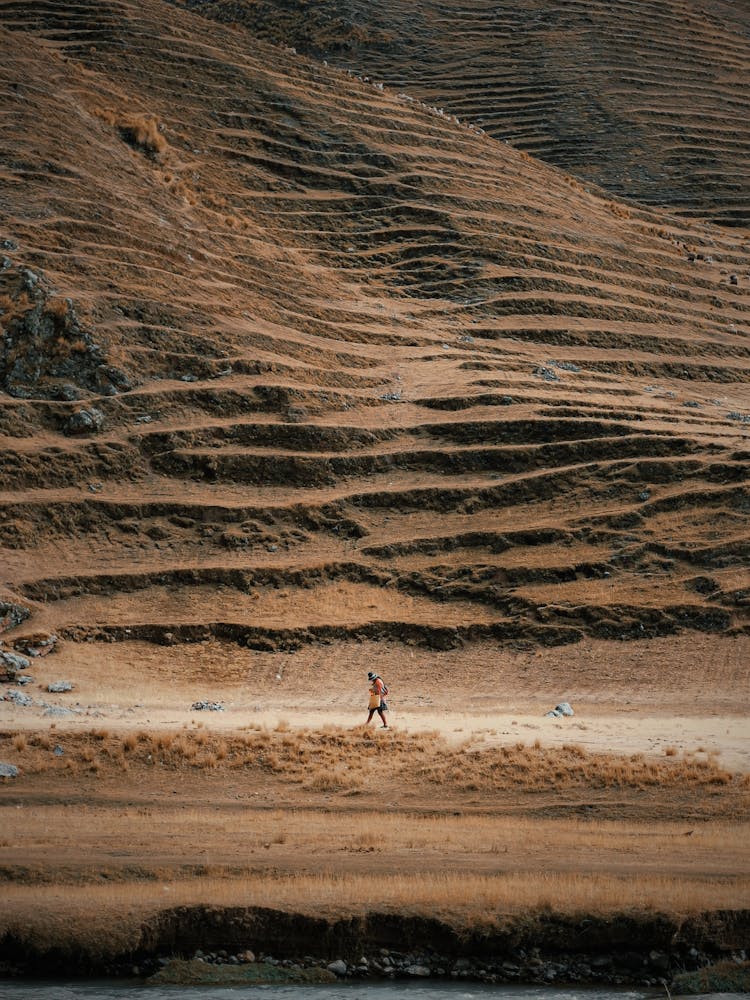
[3,701,748,769]
[3,633,749,769]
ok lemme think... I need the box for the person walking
[365,670,389,728]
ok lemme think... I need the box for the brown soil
[0,0,749,975]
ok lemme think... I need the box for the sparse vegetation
[118,113,167,158]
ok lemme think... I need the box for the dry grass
[2,797,746,884]
[420,741,745,793]
[120,113,167,157]
[1,726,747,796]
[0,723,748,961]
[3,869,749,957]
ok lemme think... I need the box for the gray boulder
[546,702,574,717]
[5,690,33,706]
[0,763,19,778]
[47,681,74,693]
[327,960,347,977]
[65,407,105,435]
[0,600,31,633]
[1,650,30,673]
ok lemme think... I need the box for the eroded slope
[180,0,750,226]
[0,0,749,663]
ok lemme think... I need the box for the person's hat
[367,671,376,680]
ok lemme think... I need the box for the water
[0,984,647,1000]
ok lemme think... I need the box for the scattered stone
[0,600,31,633]
[135,414,153,423]
[638,490,651,502]
[65,407,105,435]
[43,706,76,717]
[14,633,57,658]
[327,960,348,977]
[1,650,31,673]
[180,374,198,382]
[191,701,224,711]
[727,411,750,423]
[53,744,64,756]
[534,365,559,381]
[729,273,738,285]
[0,763,20,778]
[406,965,431,977]
[57,383,81,401]
[4,690,33,706]
[98,364,132,392]
[47,680,74,693]
[16,675,33,685]
[682,401,701,408]
[555,702,574,716]
[88,482,103,494]
[550,360,581,373]
[380,390,402,401]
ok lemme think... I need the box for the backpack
[377,676,389,696]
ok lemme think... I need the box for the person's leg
[378,709,388,728]
[365,709,375,724]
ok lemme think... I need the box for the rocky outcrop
[0,598,31,634]
[0,263,131,399]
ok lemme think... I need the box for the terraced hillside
[182,0,750,226]
[1,0,749,666]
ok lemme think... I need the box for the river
[0,982,648,1000]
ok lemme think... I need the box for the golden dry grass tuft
[119,113,167,158]
[419,741,746,793]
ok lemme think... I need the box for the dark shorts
[379,700,388,712]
